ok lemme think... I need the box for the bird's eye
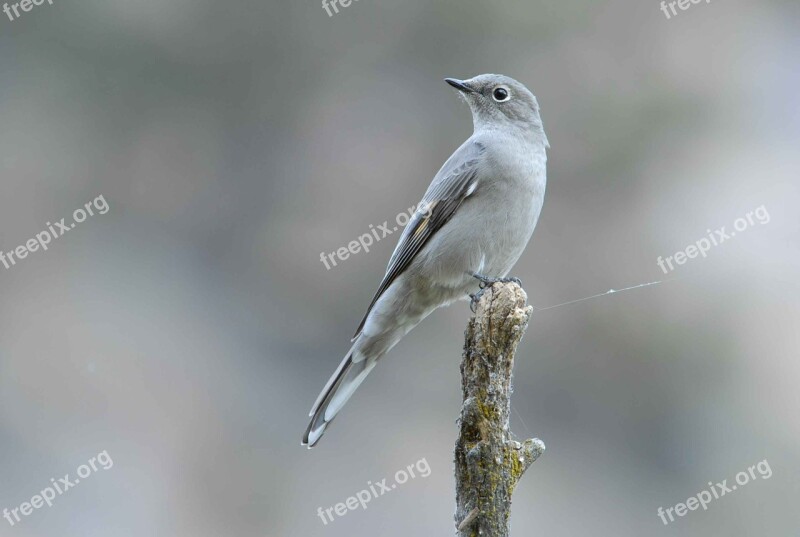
[492,86,510,102]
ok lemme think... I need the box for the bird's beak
[445,78,477,94]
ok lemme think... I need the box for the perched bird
[303,74,549,447]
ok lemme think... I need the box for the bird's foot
[469,274,522,312]
[472,273,522,289]
[469,289,485,313]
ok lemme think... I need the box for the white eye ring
[492,85,511,102]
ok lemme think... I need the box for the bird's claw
[472,273,522,289]
[469,291,484,313]
[469,274,522,312]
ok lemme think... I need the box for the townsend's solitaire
[303,74,549,447]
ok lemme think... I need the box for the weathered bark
[454,282,545,537]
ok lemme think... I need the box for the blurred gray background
[0,0,798,535]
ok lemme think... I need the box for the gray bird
[303,74,549,447]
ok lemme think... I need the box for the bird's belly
[413,183,543,291]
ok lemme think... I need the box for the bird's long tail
[303,343,378,448]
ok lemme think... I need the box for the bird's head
[445,74,547,144]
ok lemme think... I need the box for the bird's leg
[469,273,523,312]
[472,273,523,288]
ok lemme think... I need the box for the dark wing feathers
[352,141,485,339]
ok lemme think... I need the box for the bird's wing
[352,140,486,339]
